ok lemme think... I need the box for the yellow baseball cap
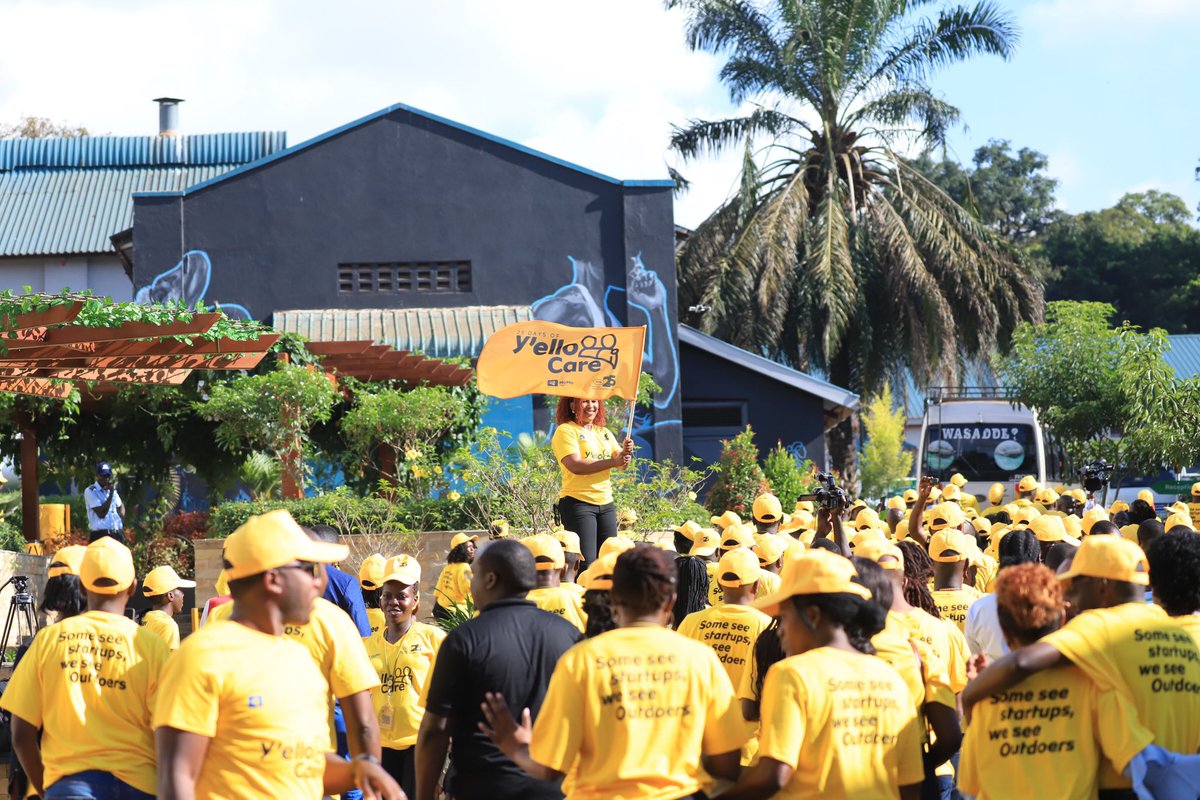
[928,502,966,532]
[671,520,705,541]
[215,570,230,596]
[894,518,910,541]
[80,536,136,595]
[1062,515,1083,540]
[223,509,349,581]
[941,484,961,502]
[1031,515,1068,543]
[711,510,742,530]
[1035,488,1059,506]
[450,532,480,550]
[753,493,783,523]
[688,528,721,557]
[1138,489,1155,506]
[950,473,968,488]
[1013,507,1040,527]
[379,554,422,585]
[929,528,973,563]
[488,519,510,538]
[552,529,582,556]
[902,489,918,505]
[599,533,636,560]
[142,565,197,597]
[359,553,387,590]
[856,538,904,571]
[1109,500,1130,514]
[717,548,762,587]
[1017,476,1039,493]
[1058,536,1149,585]
[753,533,788,567]
[854,507,882,531]
[987,483,1005,504]
[850,528,887,551]
[1192,482,1200,497]
[1165,513,1193,532]
[721,522,756,551]
[1169,501,1190,515]
[794,500,815,513]
[48,545,86,579]
[578,552,618,591]
[522,533,566,571]
[1081,508,1109,535]
[886,496,905,511]
[754,549,871,615]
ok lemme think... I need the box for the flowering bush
[707,427,770,515]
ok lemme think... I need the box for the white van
[918,389,1047,501]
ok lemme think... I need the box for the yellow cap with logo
[717,548,762,587]
[142,565,197,597]
[1059,536,1149,585]
[754,549,871,615]
[359,553,387,590]
[711,510,742,530]
[223,509,349,581]
[688,528,721,557]
[599,533,636,560]
[552,529,582,556]
[522,533,566,571]
[671,520,705,541]
[753,493,783,523]
[380,554,421,585]
[80,536,136,595]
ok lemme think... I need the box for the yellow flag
[477,321,645,400]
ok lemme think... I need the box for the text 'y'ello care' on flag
[476,321,646,400]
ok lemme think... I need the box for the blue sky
[0,0,1195,227]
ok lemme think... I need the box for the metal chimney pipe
[153,97,184,137]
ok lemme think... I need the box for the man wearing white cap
[142,565,197,651]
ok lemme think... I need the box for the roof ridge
[0,132,288,171]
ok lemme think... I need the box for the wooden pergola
[0,295,276,541]
[305,340,473,386]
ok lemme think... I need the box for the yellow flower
[412,466,428,479]
[447,490,461,501]
[404,448,421,461]
[687,491,697,502]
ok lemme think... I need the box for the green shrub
[762,442,818,510]
[0,519,25,552]
[611,457,713,535]
[207,492,404,538]
[706,427,769,515]
[132,535,194,579]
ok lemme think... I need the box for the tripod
[0,576,38,667]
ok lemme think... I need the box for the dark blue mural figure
[135,250,252,320]
[533,254,680,457]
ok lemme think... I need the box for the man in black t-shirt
[416,539,581,800]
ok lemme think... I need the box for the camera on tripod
[797,471,850,511]
[1078,460,1113,494]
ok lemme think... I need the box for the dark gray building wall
[130,105,681,459]
[680,340,827,468]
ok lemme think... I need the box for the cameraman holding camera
[84,462,125,543]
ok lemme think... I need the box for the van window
[923,423,1036,482]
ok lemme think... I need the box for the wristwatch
[353,754,381,766]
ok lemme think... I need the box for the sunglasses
[276,562,322,579]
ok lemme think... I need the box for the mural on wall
[135,250,253,320]
[533,254,680,455]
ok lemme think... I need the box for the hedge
[205,494,476,539]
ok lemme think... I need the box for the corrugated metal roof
[273,306,533,359]
[0,167,229,256]
[0,132,287,170]
[0,132,288,257]
[1165,335,1200,380]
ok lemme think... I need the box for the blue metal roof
[0,132,286,256]
[1165,335,1200,379]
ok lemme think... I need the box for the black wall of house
[130,106,681,459]
[680,341,828,469]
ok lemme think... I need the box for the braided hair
[672,555,710,628]
[896,540,941,619]
[611,544,677,617]
[752,618,785,701]
[582,589,617,638]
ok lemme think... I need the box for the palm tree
[670,0,1044,405]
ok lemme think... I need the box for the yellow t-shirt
[528,585,588,633]
[871,613,956,713]
[529,624,747,800]
[1189,503,1200,528]
[284,597,380,699]
[758,646,924,799]
[551,420,619,506]
[142,607,182,650]
[757,569,782,598]
[677,603,773,696]
[434,562,473,610]
[1042,602,1199,783]
[366,607,386,637]
[0,611,168,795]
[153,620,331,800]
[896,608,971,693]
[959,665,1145,800]
[363,622,445,750]
[931,585,983,633]
[706,560,722,606]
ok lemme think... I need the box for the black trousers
[558,496,616,562]
[88,529,126,544]
[381,746,415,800]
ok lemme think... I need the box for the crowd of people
[10,448,1200,799]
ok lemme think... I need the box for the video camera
[797,471,851,511]
[1078,460,1113,494]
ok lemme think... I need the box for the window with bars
[337,261,472,293]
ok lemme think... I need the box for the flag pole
[624,326,646,443]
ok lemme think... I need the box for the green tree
[707,427,769,515]
[761,442,816,510]
[1037,192,1200,332]
[669,0,1042,404]
[0,116,91,138]
[195,365,340,497]
[858,386,913,499]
